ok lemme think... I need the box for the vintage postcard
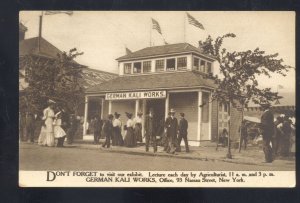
[19,11,295,187]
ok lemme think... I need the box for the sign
[105,91,166,100]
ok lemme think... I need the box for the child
[53,112,67,147]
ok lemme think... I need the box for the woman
[42,99,56,147]
[133,111,143,143]
[113,112,123,146]
[38,113,47,146]
[124,112,136,147]
[53,111,67,147]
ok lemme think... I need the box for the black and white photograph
[18,11,295,187]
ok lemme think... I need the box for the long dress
[133,117,143,142]
[124,119,136,147]
[113,118,123,146]
[43,107,55,147]
[38,125,47,145]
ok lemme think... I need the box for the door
[218,102,230,137]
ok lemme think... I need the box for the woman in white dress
[42,100,56,147]
[133,112,143,143]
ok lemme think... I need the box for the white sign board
[105,91,166,100]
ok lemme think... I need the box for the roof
[19,37,64,59]
[86,71,217,94]
[247,92,295,107]
[19,23,28,32]
[19,37,83,66]
[80,68,118,89]
[116,43,216,61]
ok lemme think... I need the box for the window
[207,62,212,73]
[133,62,142,73]
[200,60,206,72]
[124,63,132,74]
[155,59,164,72]
[143,61,151,73]
[193,57,200,70]
[166,58,176,71]
[177,57,187,70]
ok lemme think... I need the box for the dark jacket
[165,116,178,138]
[144,114,157,136]
[102,120,113,137]
[260,110,274,137]
[178,118,188,135]
[93,119,103,133]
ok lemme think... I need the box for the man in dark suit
[145,108,158,153]
[25,111,35,143]
[165,108,178,154]
[260,103,274,163]
[102,114,114,148]
[177,112,189,152]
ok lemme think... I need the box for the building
[245,91,295,119]
[85,43,235,146]
[19,22,117,116]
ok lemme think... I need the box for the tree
[199,33,291,158]
[20,48,84,115]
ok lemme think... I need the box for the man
[239,120,248,152]
[165,109,178,154]
[278,115,292,157]
[25,111,35,143]
[92,115,103,144]
[273,116,284,156]
[163,112,171,151]
[67,114,78,145]
[144,108,158,153]
[260,103,274,163]
[102,114,114,148]
[177,113,189,152]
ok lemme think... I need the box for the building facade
[85,43,232,146]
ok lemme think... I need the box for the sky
[19,11,295,93]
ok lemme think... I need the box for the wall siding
[169,92,198,141]
[229,106,243,143]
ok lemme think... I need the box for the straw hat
[169,108,176,113]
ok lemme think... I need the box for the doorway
[146,99,165,138]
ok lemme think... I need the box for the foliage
[20,48,84,114]
[199,33,290,107]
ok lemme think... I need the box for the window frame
[177,56,187,70]
[142,60,152,73]
[133,62,142,74]
[123,62,132,75]
[166,58,176,71]
[155,59,165,72]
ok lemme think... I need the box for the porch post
[142,99,146,141]
[135,100,139,117]
[83,96,89,136]
[165,92,169,119]
[197,90,202,146]
[108,100,112,114]
[101,98,104,119]
[208,92,212,140]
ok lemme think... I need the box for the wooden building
[84,43,238,146]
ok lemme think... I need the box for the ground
[19,143,294,171]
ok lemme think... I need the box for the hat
[125,112,133,118]
[114,112,121,117]
[169,108,176,113]
[137,111,143,116]
[48,99,56,104]
[108,114,114,119]
[180,112,185,117]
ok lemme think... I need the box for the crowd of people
[19,99,79,147]
[92,108,189,154]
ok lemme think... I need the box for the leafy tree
[199,34,291,158]
[20,48,84,115]
[199,33,291,108]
